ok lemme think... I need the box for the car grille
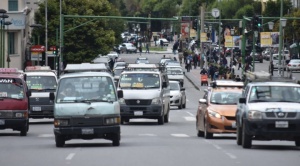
[130,107,147,111]
[265,112,297,118]
[70,117,103,127]
[0,112,13,118]
[125,99,152,105]
[224,126,236,130]
[225,116,235,121]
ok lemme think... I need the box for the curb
[185,74,200,91]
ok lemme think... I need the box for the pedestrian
[154,37,157,46]
[163,55,166,58]
[145,42,150,53]
[160,39,164,49]
[270,60,274,76]
[183,50,188,64]
[178,49,183,64]
[173,41,179,55]
[186,58,191,72]
[193,54,198,69]
[238,56,242,70]
[173,57,177,61]
[209,64,216,81]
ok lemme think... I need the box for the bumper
[170,98,181,106]
[287,66,300,71]
[54,125,120,140]
[29,105,54,118]
[244,119,300,140]
[120,104,163,119]
[207,117,236,134]
[0,118,28,130]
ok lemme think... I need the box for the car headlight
[208,110,222,119]
[15,112,28,118]
[248,110,262,120]
[105,117,120,125]
[119,98,125,104]
[152,97,162,104]
[173,94,182,99]
[54,119,69,127]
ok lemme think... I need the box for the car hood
[170,91,181,96]
[247,102,300,112]
[208,104,237,116]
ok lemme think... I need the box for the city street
[0,51,299,166]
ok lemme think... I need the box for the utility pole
[45,0,48,66]
[200,6,205,69]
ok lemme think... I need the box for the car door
[198,90,208,131]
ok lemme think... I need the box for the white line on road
[38,134,54,138]
[171,134,190,137]
[66,153,76,160]
[184,117,196,121]
[138,134,157,137]
[186,111,194,116]
[212,144,222,150]
[224,152,237,159]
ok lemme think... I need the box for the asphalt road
[0,52,299,166]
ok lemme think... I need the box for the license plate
[293,65,296,67]
[231,122,237,128]
[134,111,143,116]
[0,119,4,125]
[32,107,41,111]
[81,128,94,135]
[275,121,289,128]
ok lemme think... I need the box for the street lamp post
[4,21,12,67]
[230,28,235,67]
[278,18,287,76]
[267,21,274,72]
[0,9,8,68]
[30,24,43,66]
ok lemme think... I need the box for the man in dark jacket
[209,64,215,81]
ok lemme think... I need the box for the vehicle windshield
[166,68,183,75]
[56,76,117,103]
[210,91,242,105]
[26,76,57,90]
[0,80,25,99]
[248,86,300,103]
[119,73,160,89]
[170,82,180,90]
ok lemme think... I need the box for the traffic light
[252,15,261,31]
[192,19,198,30]
[52,46,57,55]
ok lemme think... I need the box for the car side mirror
[239,97,246,104]
[50,92,55,101]
[27,90,31,97]
[199,98,207,104]
[117,90,123,98]
[162,82,167,88]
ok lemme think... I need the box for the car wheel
[121,118,129,125]
[178,100,182,109]
[158,115,164,125]
[204,121,213,139]
[182,100,186,108]
[236,125,242,145]
[197,130,204,137]
[295,138,300,146]
[20,125,28,136]
[55,135,65,147]
[164,106,170,123]
[260,59,263,63]
[112,133,120,146]
[242,121,252,149]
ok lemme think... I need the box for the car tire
[204,121,213,139]
[20,125,28,136]
[182,101,186,108]
[242,121,252,149]
[295,138,300,146]
[112,133,120,146]
[158,115,164,125]
[260,59,263,63]
[178,100,182,109]
[197,130,204,137]
[164,106,170,123]
[236,125,242,145]
[55,135,65,147]
[121,118,129,125]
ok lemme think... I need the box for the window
[8,32,16,54]
[8,0,18,11]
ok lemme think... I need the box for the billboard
[181,23,189,39]
[225,36,233,47]
[260,32,279,47]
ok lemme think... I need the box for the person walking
[173,41,179,55]
[193,54,198,69]
[160,39,164,49]
[209,64,216,81]
[145,42,150,53]
[270,60,274,76]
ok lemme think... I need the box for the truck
[0,68,31,136]
[236,71,300,148]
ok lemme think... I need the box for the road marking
[224,152,237,159]
[184,117,196,121]
[66,153,76,160]
[186,99,190,102]
[138,134,157,137]
[38,134,54,138]
[212,144,222,150]
[171,134,190,137]
[186,111,194,116]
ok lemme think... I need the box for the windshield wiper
[0,97,23,100]
[249,99,269,102]
[145,86,159,89]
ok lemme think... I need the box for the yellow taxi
[196,80,243,139]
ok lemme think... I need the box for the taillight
[298,64,300,66]
[288,64,291,66]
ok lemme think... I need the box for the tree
[34,0,125,64]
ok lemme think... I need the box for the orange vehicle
[196,80,243,139]
[0,68,31,136]
[200,74,208,86]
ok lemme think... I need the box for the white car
[122,43,137,53]
[169,81,186,109]
[107,51,119,59]
[287,59,300,71]
[155,38,169,46]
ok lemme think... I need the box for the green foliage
[234,5,254,19]
[35,0,124,64]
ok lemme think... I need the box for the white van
[118,70,170,125]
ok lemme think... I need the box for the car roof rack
[244,71,296,84]
[125,63,166,72]
[64,63,110,73]
[210,80,244,88]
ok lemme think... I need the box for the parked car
[155,38,169,46]
[169,81,186,109]
[135,57,149,64]
[122,43,137,53]
[107,51,119,59]
[250,52,263,63]
[287,59,300,71]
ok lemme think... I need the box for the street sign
[211,8,220,18]
[49,45,56,51]
[30,45,45,52]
